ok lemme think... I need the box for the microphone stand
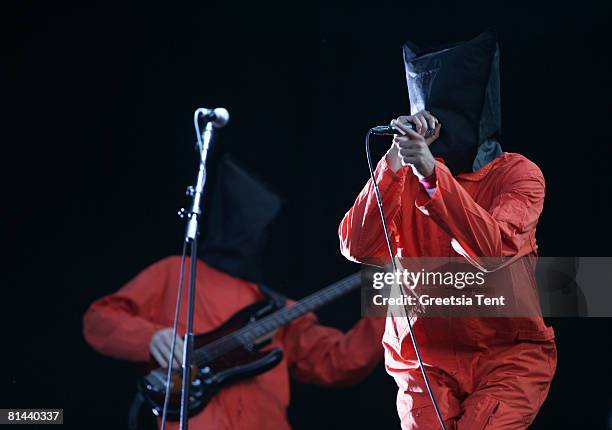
[178,118,215,430]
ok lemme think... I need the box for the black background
[3,1,612,429]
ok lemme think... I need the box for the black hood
[200,156,282,283]
[403,31,503,175]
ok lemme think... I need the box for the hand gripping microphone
[371,121,436,138]
[370,123,415,135]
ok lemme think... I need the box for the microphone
[200,107,230,128]
[371,122,436,138]
[370,123,415,135]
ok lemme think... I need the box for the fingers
[393,127,425,154]
[398,142,424,161]
[150,328,184,369]
[398,149,421,160]
[395,134,428,167]
[160,341,174,368]
[174,336,184,368]
[162,331,184,369]
[151,343,169,368]
[430,122,442,139]
[420,110,438,133]
[393,126,423,142]
[411,115,426,134]
[392,137,419,153]
[400,155,420,167]
[402,127,425,140]
[391,116,423,135]
[392,111,439,137]
[390,118,408,135]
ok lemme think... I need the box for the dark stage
[3,1,612,429]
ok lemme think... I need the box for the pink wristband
[419,171,437,190]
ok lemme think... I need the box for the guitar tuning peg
[186,186,195,197]
[177,208,187,219]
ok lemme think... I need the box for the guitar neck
[194,272,362,365]
[256,272,362,331]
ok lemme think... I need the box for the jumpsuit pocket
[481,399,534,429]
[515,329,557,378]
[462,395,502,430]
[407,403,431,420]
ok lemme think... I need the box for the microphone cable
[160,240,188,430]
[364,129,447,430]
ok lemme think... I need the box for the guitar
[139,272,362,420]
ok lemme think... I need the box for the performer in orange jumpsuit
[339,32,556,429]
[84,157,384,430]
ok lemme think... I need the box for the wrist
[415,159,435,179]
[385,147,403,173]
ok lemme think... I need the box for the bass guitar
[139,272,362,420]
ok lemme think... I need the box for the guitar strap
[257,284,287,310]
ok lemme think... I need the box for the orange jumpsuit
[339,153,557,429]
[83,256,384,430]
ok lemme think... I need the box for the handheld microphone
[199,107,230,128]
[371,122,436,138]
[370,123,415,135]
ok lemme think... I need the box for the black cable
[365,129,447,430]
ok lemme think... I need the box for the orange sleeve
[338,155,415,265]
[82,257,175,363]
[280,313,385,387]
[415,159,545,271]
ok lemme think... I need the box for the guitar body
[139,300,284,420]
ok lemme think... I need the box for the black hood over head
[403,31,503,175]
[200,156,282,283]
